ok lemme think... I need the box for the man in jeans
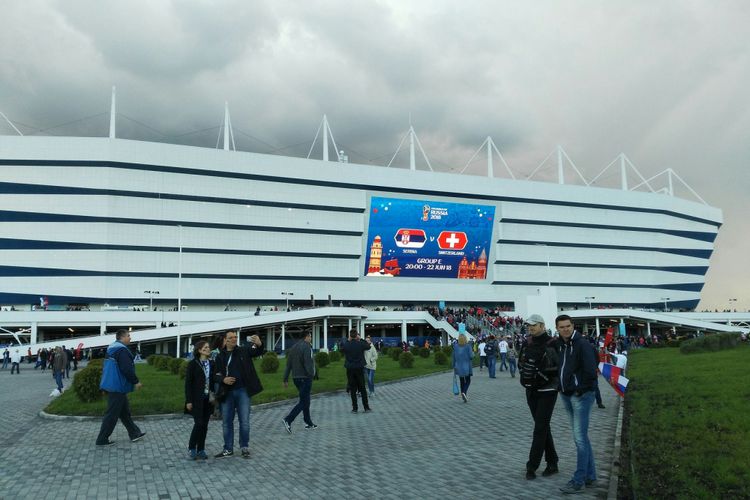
[214,330,264,458]
[498,335,509,372]
[281,331,317,433]
[556,314,598,494]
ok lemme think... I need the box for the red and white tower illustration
[368,236,383,273]
[477,249,487,279]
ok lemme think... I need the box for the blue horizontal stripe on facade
[0,265,358,281]
[493,260,709,276]
[497,239,713,259]
[491,280,704,292]
[0,238,361,260]
[0,211,362,237]
[0,181,364,214]
[0,159,721,228]
[501,218,717,243]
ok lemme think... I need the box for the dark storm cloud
[0,0,748,308]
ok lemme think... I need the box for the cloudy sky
[1,0,748,310]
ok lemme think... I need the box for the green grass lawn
[626,344,750,499]
[45,352,457,416]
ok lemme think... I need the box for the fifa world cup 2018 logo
[422,204,430,221]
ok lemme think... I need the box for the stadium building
[0,104,728,349]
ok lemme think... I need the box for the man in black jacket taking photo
[340,328,372,413]
[213,330,264,459]
[281,331,317,433]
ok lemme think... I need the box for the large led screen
[364,197,495,279]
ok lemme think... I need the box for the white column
[401,320,408,342]
[31,322,38,344]
[281,324,286,352]
[595,317,600,338]
[646,321,651,337]
[348,319,352,332]
[323,318,329,352]
[176,225,183,358]
[100,322,107,336]
[269,327,275,352]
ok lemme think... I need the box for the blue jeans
[285,378,313,426]
[487,356,496,378]
[365,368,376,394]
[499,352,508,371]
[508,358,517,377]
[221,388,251,451]
[53,370,64,391]
[560,391,597,486]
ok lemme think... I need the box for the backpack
[519,337,555,389]
[484,341,496,356]
[99,345,133,393]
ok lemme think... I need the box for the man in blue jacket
[556,314,598,494]
[96,330,145,446]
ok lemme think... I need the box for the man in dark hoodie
[556,314,598,494]
[518,314,560,480]
[96,329,145,446]
[281,331,317,432]
[340,328,371,413]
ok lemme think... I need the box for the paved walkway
[0,362,620,499]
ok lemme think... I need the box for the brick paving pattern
[0,361,619,499]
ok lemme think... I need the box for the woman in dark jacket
[185,340,215,460]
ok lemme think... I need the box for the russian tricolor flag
[599,362,629,397]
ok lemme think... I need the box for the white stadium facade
[2,105,742,352]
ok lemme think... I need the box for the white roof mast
[109,86,116,139]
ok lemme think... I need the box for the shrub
[680,332,741,354]
[390,348,402,361]
[314,351,330,369]
[155,356,170,371]
[169,357,183,375]
[328,350,342,362]
[86,358,104,368]
[442,345,453,357]
[146,355,157,366]
[666,339,681,348]
[418,347,431,358]
[178,359,189,379]
[399,351,415,368]
[261,352,280,373]
[434,351,448,365]
[73,363,104,403]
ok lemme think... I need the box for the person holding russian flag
[556,314,598,495]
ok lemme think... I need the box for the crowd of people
[9,300,739,496]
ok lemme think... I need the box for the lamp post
[282,291,294,312]
[144,290,160,310]
[661,297,670,312]
[585,296,595,309]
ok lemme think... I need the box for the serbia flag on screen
[599,362,629,397]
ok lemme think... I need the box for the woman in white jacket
[364,335,378,396]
